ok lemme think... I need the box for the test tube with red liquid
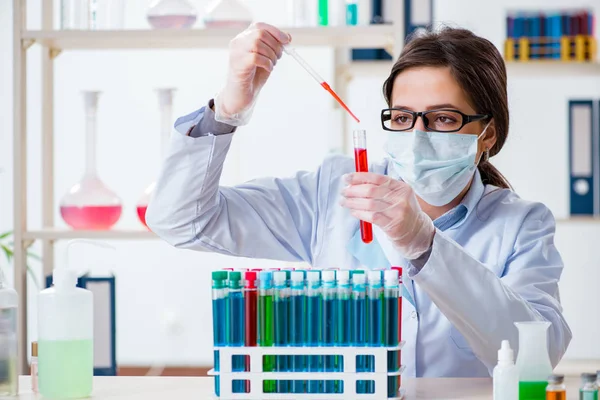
[353,130,373,244]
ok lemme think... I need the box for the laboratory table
[17,375,584,399]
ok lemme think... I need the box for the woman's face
[390,66,497,159]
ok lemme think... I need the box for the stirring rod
[283,45,361,123]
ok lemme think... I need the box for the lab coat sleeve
[146,109,323,263]
[408,203,572,373]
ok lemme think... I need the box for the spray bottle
[37,240,109,399]
[0,268,18,397]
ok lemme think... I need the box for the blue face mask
[384,123,490,207]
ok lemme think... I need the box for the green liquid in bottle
[39,339,93,399]
[519,381,548,400]
[580,390,599,400]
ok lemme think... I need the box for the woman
[147,23,571,377]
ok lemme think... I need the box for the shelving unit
[12,0,406,374]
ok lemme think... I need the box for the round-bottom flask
[203,0,253,29]
[60,91,122,231]
[136,89,175,229]
[147,0,197,29]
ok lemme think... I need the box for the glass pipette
[283,45,361,123]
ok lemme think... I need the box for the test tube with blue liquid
[384,269,400,397]
[306,270,322,394]
[258,271,275,393]
[352,272,367,394]
[289,271,306,394]
[336,270,352,394]
[228,271,246,393]
[367,270,383,394]
[211,271,228,397]
[321,270,337,394]
[273,271,290,393]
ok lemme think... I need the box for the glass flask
[136,88,175,228]
[203,0,253,29]
[147,0,197,29]
[514,321,553,400]
[60,91,122,230]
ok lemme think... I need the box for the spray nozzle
[497,339,514,364]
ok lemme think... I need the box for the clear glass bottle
[136,88,175,228]
[514,321,553,400]
[90,0,125,29]
[60,91,122,231]
[61,0,90,29]
[0,269,17,397]
[580,373,599,400]
[546,374,566,400]
[203,0,253,29]
[147,0,197,29]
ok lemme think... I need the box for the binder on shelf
[45,274,117,376]
[352,0,391,61]
[568,100,596,216]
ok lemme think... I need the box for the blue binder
[568,100,595,216]
[45,274,117,376]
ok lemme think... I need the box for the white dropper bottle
[493,340,519,400]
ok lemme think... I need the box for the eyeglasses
[381,108,491,133]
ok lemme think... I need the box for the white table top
[17,375,584,399]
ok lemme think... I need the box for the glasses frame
[381,108,491,133]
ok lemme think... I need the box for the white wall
[1,0,598,367]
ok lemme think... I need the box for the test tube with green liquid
[258,271,275,393]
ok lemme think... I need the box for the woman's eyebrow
[390,103,462,111]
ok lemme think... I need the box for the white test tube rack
[208,343,405,400]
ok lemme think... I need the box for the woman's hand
[215,22,291,126]
[341,172,435,260]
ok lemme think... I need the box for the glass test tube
[384,269,400,398]
[345,0,358,25]
[228,272,245,393]
[289,271,306,394]
[391,266,403,389]
[321,270,337,394]
[352,272,367,394]
[243,271,258,393]
[336,270,352,394]
[211,271,229,397]
[306,271,322,394]
[273,271,290,394]
[367,270,383,394]
[353,130,373,244]
[258,271,276,393]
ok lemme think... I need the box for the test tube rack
[209,343,405,400]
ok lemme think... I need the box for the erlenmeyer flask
[136,88,175,228]
[147,0,197,29]
[60,91,122,231]
[514,321,553,400]
[203,0,253,29]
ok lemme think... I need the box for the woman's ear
[481,119,497,154]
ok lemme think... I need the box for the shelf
[22,26,396,51]
[23,228,157,241]
[555,217,600,224]
[506,61,600,76]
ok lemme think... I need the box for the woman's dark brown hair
[383,27,511,189]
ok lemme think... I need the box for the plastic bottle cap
[384,269,399,286]
[353,270,365,275]
[273,271,286,284]
[497,340,514,364]
[581,373,596,383]
[228,271,242,289]
[290,271,304,282]
[284,270,291,280]
[322,270,336,282]
[53,268,78,289]
[337,270,350,284]
[259,271,273,289]
[244,271,257,289]
[353,273,366,285]
[306,271,320,282]
[547,374,564,384]
[212,271,228,289]
[368,270,382,284]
